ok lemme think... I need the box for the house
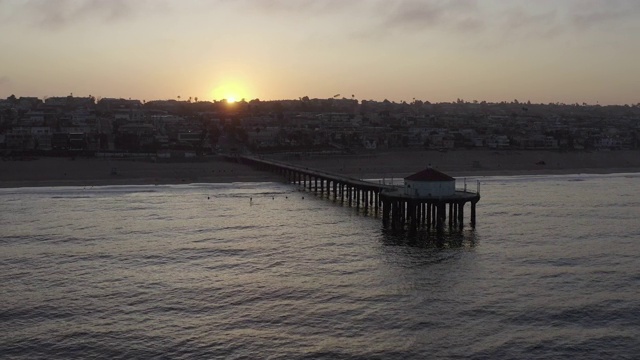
[31,127,52,150]
[486,135,510,149]
[5,128,33,150]
[52,133,70,150]
[69,133,87,150]
[404,167,456,198]
[177,132,203,147]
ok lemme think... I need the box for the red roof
[404,167,455,182]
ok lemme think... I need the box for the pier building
[380,167,480,233]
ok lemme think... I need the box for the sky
[0,0,639,105]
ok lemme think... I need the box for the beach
[283,149,640,178]
[0,156,282,188]
[2,150,640,188]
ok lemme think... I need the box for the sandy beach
[0,156,282,188]
[284,149,640,179]
[1,150,639,188]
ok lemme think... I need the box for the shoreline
[1,150,639,189]
[0,156,283,189]
[2,168,638,190]
[359,167,640,180]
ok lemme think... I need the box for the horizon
[4,93,639,107]
[1,0,640,106]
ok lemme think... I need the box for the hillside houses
[1,95,639,156]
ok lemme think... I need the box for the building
[31,127,52,150]
[51,133,70,150]
[177,132,203,147]
[403,166,455,197]
[5,128,33,150]
[69,133,87,150]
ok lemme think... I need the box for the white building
[404,167,456,198]
[486,135,510,149]
[31,127,52,150]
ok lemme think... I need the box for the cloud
[455,16,484,33]
[382,0,480,30]
[491,0,640,45]
[244,0,360,14]
[6,0,165,30]
[225,0,484,33]
[367,0,640,43]
[499,7,562,41]
[0,76,10,86]
[24,0,130,29]
[216,0,368,20]
[569,0,640,30]
[348,0,485,40]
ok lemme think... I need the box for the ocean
[1,173,639,359]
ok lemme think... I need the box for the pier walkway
[229,155,394,213]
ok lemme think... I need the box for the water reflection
[380,226,478,249]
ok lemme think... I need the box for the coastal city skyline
[1,0,640,105]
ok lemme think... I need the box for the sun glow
[212,82,248,103]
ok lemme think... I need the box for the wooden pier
[228,155,480,233]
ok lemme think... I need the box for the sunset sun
[212,82,248,103]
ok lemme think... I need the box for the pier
[228,155,480,233]
[379,186,480,233]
